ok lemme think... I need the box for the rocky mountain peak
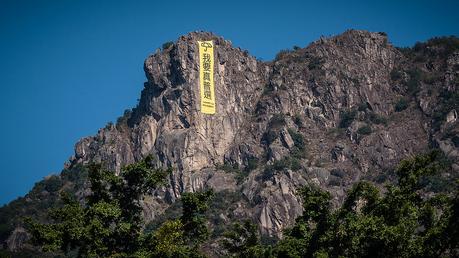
[49,30,459,237]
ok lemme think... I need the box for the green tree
[144,219,192,258]
[221,220,266,257]
[339,110,357,128]
[181,190,214,245]
[26,156,216,257]
[222,151,458,258]
[162,41,174,50]
[26,156,171,257]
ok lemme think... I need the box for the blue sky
[0,0,458,205]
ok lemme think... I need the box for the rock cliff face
[68,30,459,237]
[3,30,459,250]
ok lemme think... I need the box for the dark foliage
[357,125,372,135]
[357,102,368,111]
[162,41,174,50]
[390,69,403,81]
[223,151,459,257]
[181,190,214,245]
[25,156,213,257]
[308,56,324,70]
[339,110,357,128]
[406,68,423,94]
[395,97,409,112]
[275,50,292,60]
[330,168,346,178]
[368,112,388,125]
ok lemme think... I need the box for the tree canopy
[222,151,459,258]
[26,156,213,258]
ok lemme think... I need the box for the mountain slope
[2,30,459,253]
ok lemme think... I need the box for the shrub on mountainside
[339,109,357,128]
[357,125,372,135]
[162,41,174,50]
[395,97,409,112]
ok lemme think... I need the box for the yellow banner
[198,40,216,114]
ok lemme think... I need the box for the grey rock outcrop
[67,30,459,237]
[6,227,29,252]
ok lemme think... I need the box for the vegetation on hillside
[222,150,459,257]
[11,151,456,258]
[25,156,213,257]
